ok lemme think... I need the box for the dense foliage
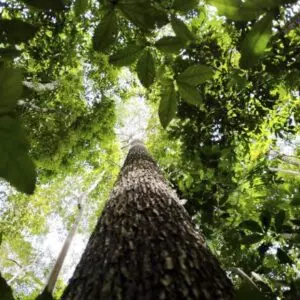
[0,0,299,299]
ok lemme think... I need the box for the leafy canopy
[0,0,299,299]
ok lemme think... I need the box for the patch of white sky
[17,170,107,290]
[0,181,86,294]
[115,69,151,145]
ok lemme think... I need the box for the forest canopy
[0,0,299,299]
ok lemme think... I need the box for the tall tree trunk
[62,140,234,300]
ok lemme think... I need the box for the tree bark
[62,140,234,300]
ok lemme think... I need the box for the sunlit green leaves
[177,82,202,106]
[0,116,36,194]
[227,73,247,90]
[136,50,155,88]
[0,273,14,300]
[109,44,144,66]
[159,80,177,128]
[174,64,213,106]
[206,0,263,21]
[155,37,185,54]
[173,0,199,12]
[0,19,39,44]
[21,0,65,11]
[239,12,274,69]
[0,67,23,114]
[74,0,89,16]
[176,64,214,85]
[171,16,194,43]
[93,10,118,52]
[1,0,299,295]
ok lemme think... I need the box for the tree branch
[230,267,259,291]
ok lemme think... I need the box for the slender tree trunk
[62,140,234,300]
[45,173,104,294]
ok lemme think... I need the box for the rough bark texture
[62,140,234,300]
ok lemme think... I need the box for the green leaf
[176,64,214,86]
[275,210,285,232]
[277,248,293,265]
[171,16,194,43]
[109,44,144,66]
[206,0,263,21]
[0,67,23,114]
[260,210,271,231]
[159,81,177,128]
[0,272,15,300]
[227,74,247,90]
[0,19,39,44]
[21,0,65,11]
[155,36,186,54]
[146,6,169,28]
[239,12,274,69]
[235,280,266,300]
[241,234,264,245]
[74,0,89,16]
[177,82,203,106]
[93,10,118,52]
[239,220,263,233]
[21,0,65,10]
[117,0,167,30]
[118,1,149,29]
[173,0,199,12]
[136,50,155,88]
[0,116,36,194]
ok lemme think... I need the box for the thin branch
[269,167,300,176]
[7,268,24,285]
[269,150,300,167]
[6,258,22,269]
[23,81,58,93]
[230,267,259,291]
